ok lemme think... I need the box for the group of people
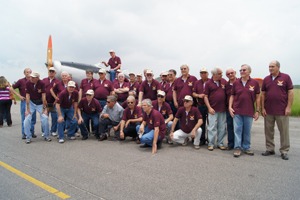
[3,52,294,159]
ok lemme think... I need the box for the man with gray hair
[261,60,294,160]
[98,95,124,141]
[204,67,227,151]
[136,99,166,154]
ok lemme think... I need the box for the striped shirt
[0,87,10,100]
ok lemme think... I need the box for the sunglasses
[127,101,134,104]
[180,68,187,70]
[146,74,153,76]
[226,72,234,76]
[49,70,55,73]
[239,69,247,72]
[86,94,92,96]
[157,95,164,98]
[200,72,207,74]
[184,100,191,103]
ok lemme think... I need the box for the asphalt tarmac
[0,105,300,200]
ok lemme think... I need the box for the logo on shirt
[221,84,225,89]
[189,115,195,120]
[277,80,284,86]
[104,84,108,87]
[188,82,193,86]
[134,114,137,118]
[149,119,153,124]
[249,85,255,91]
[152,86,156,90]
[91,108,95,111]
[38,89,42,93]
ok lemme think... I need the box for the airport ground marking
[0,161,70,199]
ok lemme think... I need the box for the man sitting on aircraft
[98,95,124,141]
[56,81,78,143]
[77,89,102,140]
[102,49,121,82]
[79,69,95,102]
[94,68,114,109]
[119,96,143,142]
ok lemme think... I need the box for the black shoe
[82,136,88,140]
[261,150,275,156]
[22,135,26,140]
[32,134,37,138]
[281,153,289,160]
[44,137,52,142]
[139,144,151,148]
[99,134,107,141]
[199,140,206,146]
[157,140,162,149]
[95,135,100,140]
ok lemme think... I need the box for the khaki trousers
[264,115,290,154]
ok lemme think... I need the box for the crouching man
[170,95,203,149]
[136,99,166,154]
[77,89,102,140]
[56,81,78,143]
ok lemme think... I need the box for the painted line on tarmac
[0,161,70,199]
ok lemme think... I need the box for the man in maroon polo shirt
[79,69,95,101]
[94,68,114,109]
[160,71,168,92]
[204,67,227,151]
[261,60,294,160]
[50,71,70,103]
[165,69,177,115]
[120,96,143,141]
[77,89,102,140]
[113,73,130,104]
[136,99,166,154]
[102,49,121,82]
[192,67,210,146]
[128,72,140,95]
[138,69,161,106]
[136,73,143,84]
[229,64,260,158]
[170,95,203,149]
[42,67,60,137]
[173,64,197,108]
[56,81,79,143]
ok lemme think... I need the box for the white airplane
[46,35,111,84]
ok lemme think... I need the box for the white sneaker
[194,145,200,149]
[58,139,64,143]
[69,136,76,140]
[41,132,45,137]
[51,132,57,136]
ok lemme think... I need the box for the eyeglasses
[127,101,134,104]
[180,68,187,71]
[239,69,247,72]
[157,95,164,98]
[86,94,92,96]
[226,72,234,76]
[217,73,222,75]
[269,65,276,68]
[184,100,190,103]
[168,74,173,76]
[200,72,207,74]
[49,70,55,73]
[106,101,111,103]
[99,73,104,75]
[146,74,153,77]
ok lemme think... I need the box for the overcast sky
[1,0,300,84]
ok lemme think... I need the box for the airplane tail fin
[46,35,53,68]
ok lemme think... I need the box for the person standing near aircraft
[42,67,59,137]
[13,68,36,139]
[204,67,227,151]
[113,73,130,104]
[56,81,79,143]
[23,72,51,144]
[102,49,121,82]
[50,71,70,103]
[94,68,114,109]
[173,64,197,109]
[229,65,260,157]
[192,67,210,146]
[165,69,177,115]
[261,60,294,160]
[79,69,95,101]
[225,68,237,150]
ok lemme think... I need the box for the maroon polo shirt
[58,89,79,109]
[175,106,202,133]
[165,82,174,102]
[173,75,198,106]
[204,78,227,112]
[193,79,209,106]
[78,97,102,114]
[262,72,293,115]
[52,81,68,96]
[108,56,121,70]
[13,77,29,97]
[121,101,128,109]
[160,81,168,92]
[113,81,130,102]
[143,109,166,139]
[42,77,59,103]
[225,79,238,108]
[152,100,172,119]
[122,106,143,125]
[80,78,95,97]
[139,79,161,100]
[93,79,113,100]
[129,81,140,94]
[26,80,45,100]
[231,77,260,117]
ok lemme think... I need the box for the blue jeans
[198,105,208,142]
[57,108,77,139]
[21,100,36,136]
[78,112,99,137]
[49,106,58,133]
[207,112,226,147]
[233,115,253,150]
[136,125,161,147]
[24,101,49,140]
[226,111,234,148]
[98,100,106,110]
[109,70,116,82]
